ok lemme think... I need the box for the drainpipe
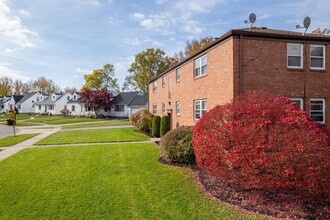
[239,34,244,95]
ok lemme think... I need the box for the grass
[62,120,131,129]
[0,133,39,147]
[0,143,260,219]
[27,116,106,125]
[35,128,149,145]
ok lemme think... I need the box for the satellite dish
[244,13,257,29]
[296,16,311,35]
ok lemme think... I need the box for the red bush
[193,91,330,195]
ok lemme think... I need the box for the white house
[109,92,148,118]
[7,95,24,110]
[0,96,11,113]
[34,93,71,115]
[16,92,43,114]
[66,92,88,116]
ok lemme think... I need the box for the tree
[21,80,35,94]
[82,64,119,92]
[80,88,113,116]
[171,37,215,65]
[14,79,24,95]
[125,48,171,94]
[34,76,57,94]
[311,28,329,35]
[0,77,13,96]
[63,87,78,94]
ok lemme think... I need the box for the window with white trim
[287,44,303,68]
[153,82,157,92]
[162,102,165,115]
[71,105,75,112]
[115,105,124,112]
[194,54,207,78]
[310,98,325,124]
[39,105,41,110]
[310,45,325,69]
[290,98,303,110]
[162,76,165,87]
[67,96,70,101]
[176,101,180,116]
[17,104,21,110]
[176,68,180,82]
[152,104,157,114]
[194,99,207,120]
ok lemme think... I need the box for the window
[310,99,325,124]
[64,105,67,110]
[194,54,207,78]
[290,98,303,110]
[52,95,56,100]
[115,105,124,112]
[49,105,54,110]
[162,102,165,115]
[176,101,180,116]
[162,76,165,87]
[310,45,325,69]
[17,104,21,110]
[287,44,303,68]
[176,68,180,82]
[153,82,157,92]
[194,99,207,120]
[153,104,157,114]
[39,105,41,110]
[168,77,172,99]
[73,95,77,101]
[72,105,75,112]
[67,96,70,101]
[37,97,39,102]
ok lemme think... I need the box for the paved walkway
[0,123,159,162]
[0,125,18,138]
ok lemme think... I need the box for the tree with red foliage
[193,91,330,196]
[80,88,113,116]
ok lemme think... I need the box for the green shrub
[160,115,170,137]
[130,109,153,132]
[160,126,195,164]
[152,116,161,137]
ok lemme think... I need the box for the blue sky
[0,0,329,90]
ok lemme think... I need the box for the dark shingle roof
[111,92,139,105]
[128,95,148,107]
[13,95,24,103]
[17,92,38,104]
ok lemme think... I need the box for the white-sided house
[0,96,11,113]
[34,93,71,115]
[66,92,88,116]
[8,95,24,111]
[109,92,148,118]
[16,92,43,114]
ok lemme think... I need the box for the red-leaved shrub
[193,91,330,195]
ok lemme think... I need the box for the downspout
[239,34,244,95]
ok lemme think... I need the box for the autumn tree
[34,76,57,94]
[63,87,78,94]
[82,64,119,92]
[311,28,329,35]
[14,79,24,95]
[0,77,13,96]
[80,88,113,116]
[171,37,215,65]
[124,48,171,94]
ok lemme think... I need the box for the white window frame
[287,44,303,68]
[176,101,180,116]
[115,105,124,112]
[153,82,157,93]
[152,104,157,114]
[290,98,303,110]
[310,98,325,124]
[67,96,70,101]
[194,54,207,78]
[176,68,180,82]
[72,105,75,112]
[162,76,166,88]
[194,99,207,120]
[310,45,325,70]
[17,104,21,110]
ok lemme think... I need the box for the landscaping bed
[196,169,330,220]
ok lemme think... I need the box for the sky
[0,0,329,90]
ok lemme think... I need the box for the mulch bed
[159,158,330,219]
[196,169,330,220]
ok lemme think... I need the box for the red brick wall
[149,38,235,129]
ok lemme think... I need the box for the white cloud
[4,48,17,54]
[0,0,41,48]
[0,62,31,81]
[18,9,30,17]
[123,37,164,46]
[123,37,141,45]
[108,0,114,4]
[174,0,225,13]
[89,0,102,6]
[75,68,91,75]
[155,0,168,4]
[131,13,145,20]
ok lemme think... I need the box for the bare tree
[0,77,13,96]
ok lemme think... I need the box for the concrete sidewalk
[0,127,61,161]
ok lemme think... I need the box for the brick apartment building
[148,27,330,129]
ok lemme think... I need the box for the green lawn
[0,133,39,147]
[35,128,149,145]
[62,120,131,129]
[27,116,106,125]
[0,143,259,219]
